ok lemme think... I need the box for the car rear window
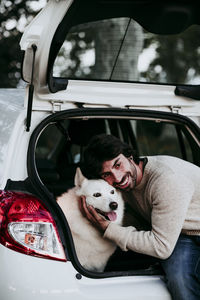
[53,17,200,85]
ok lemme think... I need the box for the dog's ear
[74,167,88,187]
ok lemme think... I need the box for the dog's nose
[109,202,118,210]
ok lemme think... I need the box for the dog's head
[75,168,124,224]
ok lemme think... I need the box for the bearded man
[80,134,200,300]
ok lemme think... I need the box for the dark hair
[83,134,139,179]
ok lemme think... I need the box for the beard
[113,168,137,191]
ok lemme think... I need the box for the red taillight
[0,190,66,261]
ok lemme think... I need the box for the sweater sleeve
[104,174,194,259]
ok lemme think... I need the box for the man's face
[100,154,139,191]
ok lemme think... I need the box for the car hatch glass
[53,17,200,86]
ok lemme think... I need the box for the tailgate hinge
[170,106,181,114]
[51,101,63,113]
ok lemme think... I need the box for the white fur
[57,168,124,272]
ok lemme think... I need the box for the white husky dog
[57,168,124,272]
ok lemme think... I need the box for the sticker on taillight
[8,222,64,259]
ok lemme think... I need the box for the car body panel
[20,0,73,86]
[0,89,26,186]
[0,244,78,300]
[0,90,51,188]
[0,244,171,300]
[0,109,50,188]
[31,80,200,120]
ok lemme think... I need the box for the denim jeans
[160,235,200,300]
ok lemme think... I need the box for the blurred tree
[141,25,200,84]
[54,17,200,85]
[95,19,143,81]
[0,0,46,88]
[55,18,143,81]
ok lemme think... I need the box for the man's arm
[104,174,194,259]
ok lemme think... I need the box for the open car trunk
[25,107,200,278]
[17,0,200,281]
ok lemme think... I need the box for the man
[80,134,200,300]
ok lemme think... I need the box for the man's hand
[79,196,110,233]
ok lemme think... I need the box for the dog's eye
[93,193,101,197]
[110,190,115,194]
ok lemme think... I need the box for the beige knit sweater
[104,156,200,259]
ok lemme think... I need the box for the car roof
[0,89,25,182]
[0,89,25,111]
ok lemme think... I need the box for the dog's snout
[109,202,118,210]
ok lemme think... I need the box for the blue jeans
[160,235,200,300]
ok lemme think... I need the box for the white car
[0,0,200,299]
